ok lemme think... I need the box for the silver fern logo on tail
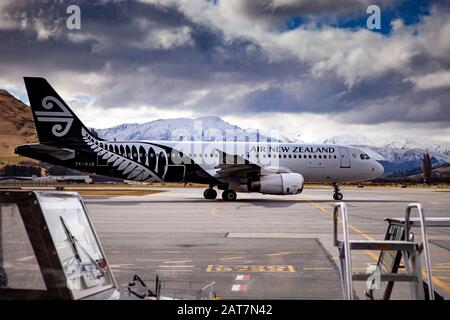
[35,96,74,137]
[81,128,163,182]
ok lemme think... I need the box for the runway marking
[152,251,184,254]
[265,251,304,257]
[219,256,245,261]
[158,265,195,268]
[307,199,450,293]
[109,263,135,268]
[211,203,224,217]
[231,284,248,292]
[16,256,35,262]
[206,265,295,273]
[236,275,250,281]
[162,259,192,264]
[216,251,248,254]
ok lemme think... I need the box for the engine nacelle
[247,173,304,195]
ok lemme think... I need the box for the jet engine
[247,173,304,195]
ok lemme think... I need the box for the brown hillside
[0,89,38,163]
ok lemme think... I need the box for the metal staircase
[333,202,435,300]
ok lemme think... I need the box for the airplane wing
[213,150,291,179]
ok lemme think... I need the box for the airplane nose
[372,161,384,178]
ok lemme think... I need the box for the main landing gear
[222,189,237,201]
[203,186,237,201]
[333,183,344,201]
[203,186,217,200]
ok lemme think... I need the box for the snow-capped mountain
[431,141,450,156]
[97,116,279,142]
[280,132,304,144]
[380,135,426,150]
[322,134,375,147]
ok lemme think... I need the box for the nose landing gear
[333,183,343,201]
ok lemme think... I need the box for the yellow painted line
[211,203,224,217]
[308,200,329,213]
[308,200,376,242]
[423,275,450,293]
[162,259,192,264]
[308,199,377,261]
[219,256,245,261]
[156,269,193,272]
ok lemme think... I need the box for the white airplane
[16,77,384,201]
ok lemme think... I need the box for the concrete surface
[83,186,450,300]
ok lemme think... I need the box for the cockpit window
[360,154,370,160]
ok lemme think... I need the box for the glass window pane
[0,203,46,290]
[38,194,114,299]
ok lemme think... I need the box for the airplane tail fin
[23,77,100,145]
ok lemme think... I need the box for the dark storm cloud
[0,0,449,128]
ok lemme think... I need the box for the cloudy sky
[0,0,449,143]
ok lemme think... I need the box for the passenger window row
[100,142,339,161]
[169,153,338,159]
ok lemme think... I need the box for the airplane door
[338,147,351,168]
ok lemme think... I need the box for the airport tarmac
[83,187,450,300]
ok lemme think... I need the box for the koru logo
[35,96,74,137]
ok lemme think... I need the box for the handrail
[333,202,354,300]
[404,203,435,300]
[200,281,216,300]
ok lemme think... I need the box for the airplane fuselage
[17,131,384,187]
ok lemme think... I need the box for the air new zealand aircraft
[15,77,384,201]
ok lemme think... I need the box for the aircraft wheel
[203,188,217,200]
[333,192,343,201]
[222,190,237,201]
